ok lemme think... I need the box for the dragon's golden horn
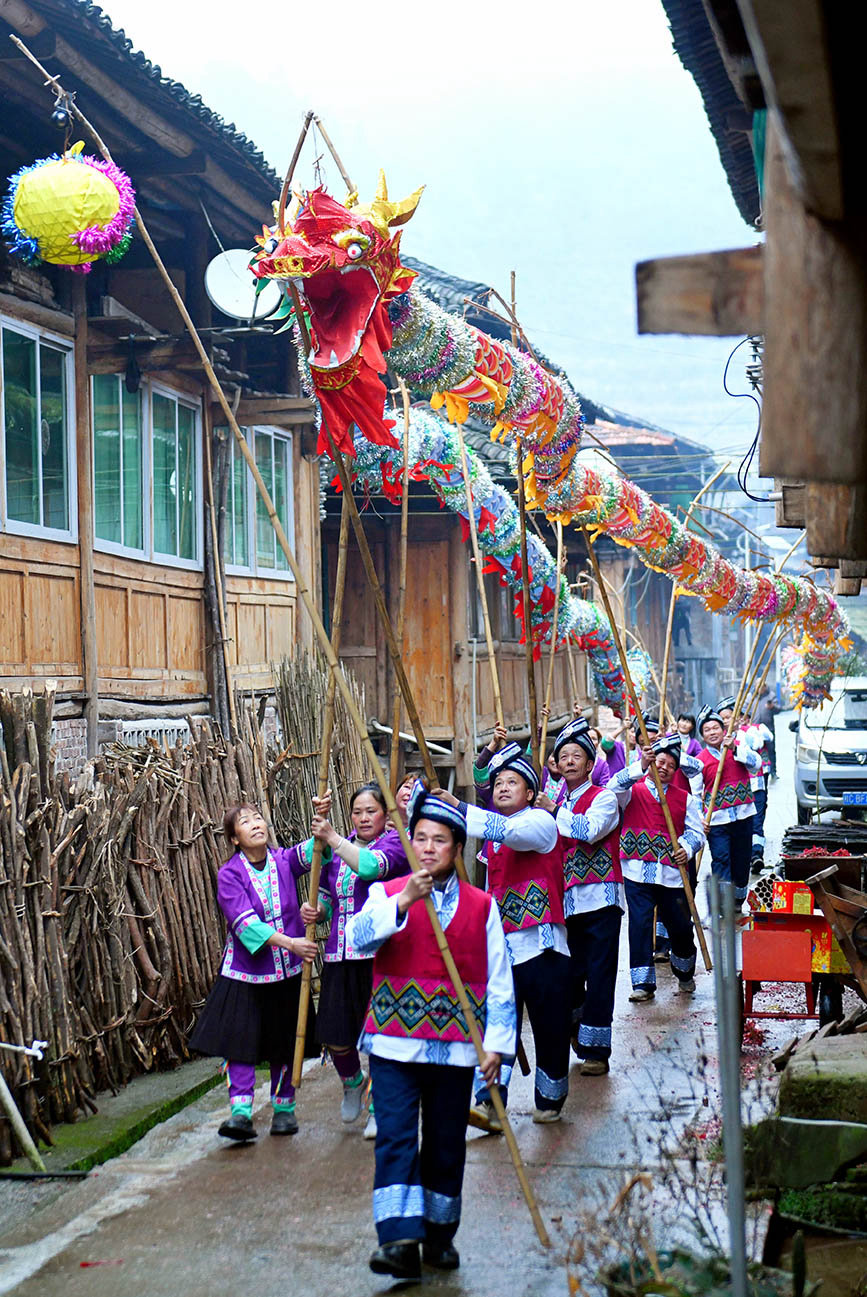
[375,170,388,202]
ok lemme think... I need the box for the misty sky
[101,0,760,467]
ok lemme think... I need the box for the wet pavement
[0,720,803,1297]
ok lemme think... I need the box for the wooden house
[0,0,320,767]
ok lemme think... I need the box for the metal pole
[708,877,748,1297]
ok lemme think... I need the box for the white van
[791,676,867,823]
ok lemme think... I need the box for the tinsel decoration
[1,143,135,273]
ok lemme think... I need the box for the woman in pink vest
[438,742,572,1128]
[346,786,515,1283]
[697,703,760,907]
[609,735,705,1001]
[550,718,622,1074]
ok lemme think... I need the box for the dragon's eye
[333,227,371,260]
[346,242,365,261]
[263,236,279,255]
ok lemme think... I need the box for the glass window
[222,426,292,575]
[152,390,198,562]
[92,374,143,550]
[1,324,70,533]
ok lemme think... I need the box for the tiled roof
[45,1,280,192]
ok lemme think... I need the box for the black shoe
[423,1242,460,1270]
[369,1242,421,1281]
[270,1109,298,1136]
[750,856,764,875]
[218,1112,256,1141]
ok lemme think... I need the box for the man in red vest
[436,742,572,1128]
[609,734,705,1001]
[347,785,515,1282]
[549,717,622,1075]
[697,703,760,907]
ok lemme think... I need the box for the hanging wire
[722,336,769,503]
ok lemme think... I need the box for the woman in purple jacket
[189,803,319,1142]
[303,783,409,1134]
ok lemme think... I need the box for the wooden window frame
[223,424,295,583]
[147,380,203,572]
[90,373,147,561]
[0,312,77,544]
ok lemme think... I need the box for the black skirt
[316,958,374,1049]
[189,974,317,1064]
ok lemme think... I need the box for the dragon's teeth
[330,349,339,366]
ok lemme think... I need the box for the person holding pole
[189,803,321,1140]
[609,735,706,1001]
[718,698,771,874]
[550,718,622,1074]
[304,783,408,1134]
[347,785,515,1281]
[437,743,572,1127]
[697,704,759,908]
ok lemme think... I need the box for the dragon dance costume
[609,736,705,997]
[347,792,515,1265]
[190,840,322,1127]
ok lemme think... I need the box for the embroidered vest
[486,838,565,933]
[620,780,688,868]
[671,766,692,796]
[560,784,622,889]
[699,748,754,814]
[364,877,490,1042]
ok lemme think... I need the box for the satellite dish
[204,248,282,322]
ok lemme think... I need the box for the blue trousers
[369,1055,473,1246]
[566,906,622,1060]
[624,880,696,990]
[751,784,767,857]
[707,815,754,901]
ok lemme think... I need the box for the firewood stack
[0,687,271,1165]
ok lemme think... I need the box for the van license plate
[843,792,867,805]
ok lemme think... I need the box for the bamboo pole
[455,423,504,728]
[203,403,238,739]
[658,462,730,724]
[313,114,357,196]
[702,632,764,834]
[516,439,539,769]
[582,528,712,972]
[291,494,350,1086]
[540,522,564,760]
[390,384,411,789]
[277,111,314,234]
[744,624,789,720]
[0,1066,46,1172]
[21,52,545,1240]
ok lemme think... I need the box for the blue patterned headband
[488,742,540,796]
[651,733,681,761]
[407,781,467,846]
[698,704,724,733]
[553,718,596,762]
[716,695,737,713]
[632,710,660,737]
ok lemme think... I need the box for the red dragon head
[252,174,423,456]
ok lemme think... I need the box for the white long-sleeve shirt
[347,869,517,1067]
[463,802,568,966]
[554,780,624,915]
[609,762,706,888]
[740,723,773,789]
[701,741,760,823]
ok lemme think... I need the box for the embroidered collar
[565,779,592,802]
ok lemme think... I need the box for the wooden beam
[131,149,207,177]
[636,246,763,336]
[805,482,867,561]
[774,479,806,529]
[760,114,867,485]
[0,27,54,58]
[0,288,72,336]
[733,0,843,220]
[834,572,861,597]
[841,560,867,579]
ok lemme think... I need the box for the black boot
[423,1241,460,1270]
[218,1111,256,1141]
[270,1109,298,1136]
[369,1242,421,1281]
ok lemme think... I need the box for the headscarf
[553,717,596,762]
[487,742,540,796]
[407,780,467,846]
[697,704,724,734]
[717,695,737,713]
[651,733,682,761]
[632,710,660,739]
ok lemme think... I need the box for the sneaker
[579,1058,610,1076]
[362,1111,377,1140]
[467,1100,502,1134]
[270,1109,298,1135]
[218,1111,257,1141]
[422,1242,460,1270]
[677,977,697,994]
[653,943,672,964]
[629,987,655,1003]
[532,1107,561,1124]
[341,1080,364,1124]
[369,1241,421,1281]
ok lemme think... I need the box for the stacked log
[0,688,270,1165]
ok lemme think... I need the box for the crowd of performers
[190,692,774,1281]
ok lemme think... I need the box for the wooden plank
[805,482,867,560]
[834,572,862,597]
[842,560,867,579]
[760,114,867,485]
[0,289,73,337]
[636,246,763,336]
[734,0,843,220]
[774,479,806,528]
[131,149,207,177]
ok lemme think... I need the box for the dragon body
[253,178,848,707]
